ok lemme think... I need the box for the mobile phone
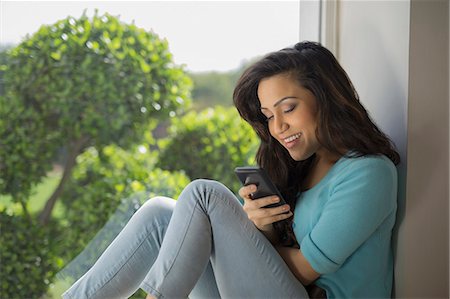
[234,166,287,208]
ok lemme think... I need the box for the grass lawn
[0,167,66,219]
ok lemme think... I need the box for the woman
[62,41,399,299]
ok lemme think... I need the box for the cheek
[299,112,318,130]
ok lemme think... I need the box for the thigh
[198,180,308,298]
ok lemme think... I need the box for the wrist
[259,225,279,245]
[258,223,275,233]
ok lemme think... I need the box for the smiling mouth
[283,133,302,143]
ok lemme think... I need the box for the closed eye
[284,105,296,113]
[265,115,274,122]
[260,110,274,122]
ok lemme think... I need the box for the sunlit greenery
[0,11,259,299]
[158,107,258,193]
[0,11,192,226]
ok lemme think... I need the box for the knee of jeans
[186,179,222,194]
[133,196,175,227]
[184,179,232,203]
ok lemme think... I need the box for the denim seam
[87,221,170,299]
[61,290,74,299]
[140,281,163,298]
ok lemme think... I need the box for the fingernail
[272,197,279,202]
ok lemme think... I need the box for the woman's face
[257,73,324,161]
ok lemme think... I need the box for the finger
[253,203,290,218]
[239,184,257,201]
[247,204,290,225]
[249,195,281,209]
[254,211,293,227]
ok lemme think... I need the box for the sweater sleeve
[300,157,397,274]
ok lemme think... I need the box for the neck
[314,148,342,166]
[302,149,343,191]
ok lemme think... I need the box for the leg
[62,196,220,299]
[141,179,308,298]
[146,262,220,299]
[187,262,220,298]
[62,197,174,299]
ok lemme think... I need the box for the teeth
[284,133,301,143]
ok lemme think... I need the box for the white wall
[300,0,449,297]
[397,0,449,296]
[299,0,321,42]
[337,1,409,160]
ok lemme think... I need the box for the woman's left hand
[239,184,293,233]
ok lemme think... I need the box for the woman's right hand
[239,184,293,233]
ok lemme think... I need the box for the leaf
[139,59,151,73]
[50,51,61,61]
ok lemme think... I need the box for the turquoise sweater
[293,154,397,298]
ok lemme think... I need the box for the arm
[300,157,397,274]
[238,184,320,284]
[259,225,280,245]
[274,158,396,285]
[276,246,320,285]
[238,184,292,245]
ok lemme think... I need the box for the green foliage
[157,107,258,193]
[0,11,191,204]
[0,214,59,299]
[0,96,58,202]
[0,46,12,95]
[189,62,252,111]
[58,143,190,263]
[190,71,237,109]
[0,170,63,217]
[0,11,263,297]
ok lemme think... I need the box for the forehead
[257,73,312,107]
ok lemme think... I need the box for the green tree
[0,12,192,224]
[58,143,190,264]
[188,58,259,111]
[0,45,13,95]
[157,106,258,193]
[190,71,237,109]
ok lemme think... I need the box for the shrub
[58,144,190,264]
[157,106,259,193]
[0,213,59,299]
[0,11,191,224]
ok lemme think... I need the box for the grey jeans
[62,179,308,299]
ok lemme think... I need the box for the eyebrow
[260,97,298,110]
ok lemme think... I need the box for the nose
[272,115,288,135]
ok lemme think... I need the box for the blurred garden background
[0,2,299,298]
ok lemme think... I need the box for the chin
[289,150,314,162]
[290,153,307,161]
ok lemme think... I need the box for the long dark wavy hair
[233,41,400,247]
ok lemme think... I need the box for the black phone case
[234,166,286,208]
